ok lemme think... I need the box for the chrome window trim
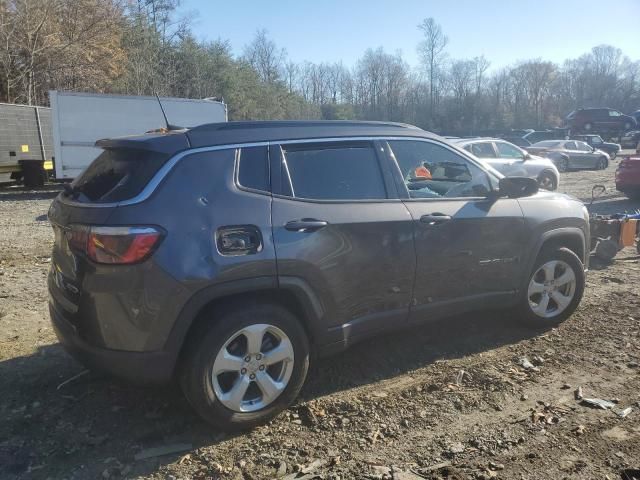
[56,135,493,208]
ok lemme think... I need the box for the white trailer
[50,91,227,179]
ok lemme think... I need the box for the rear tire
[515,247,585,327]
[180,303,310,431]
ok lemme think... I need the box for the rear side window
[238,146,269,192]
[281,143,387,200]
[70,148,169,203]
[470,142,497,158]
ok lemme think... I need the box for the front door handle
[420,213,452,225]
[285,219,328,232]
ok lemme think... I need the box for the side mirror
[495,177,539,199]
[523,152,531,161]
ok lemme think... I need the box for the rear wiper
[63,184,80,199]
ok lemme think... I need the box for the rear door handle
[285,219,328,232]
[420,213,452,225]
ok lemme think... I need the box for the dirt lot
[1,159,639,480]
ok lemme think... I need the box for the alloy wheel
[211,324,294,412]
[528,260,577,319]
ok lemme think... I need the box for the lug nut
[256,354,262,360]
[250,373,256,380]
[259,365,265,371]
[240,368,247,374]
[244,356,251,362]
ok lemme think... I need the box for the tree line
[1,0,638,134]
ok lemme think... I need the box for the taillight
[66,226,163,265]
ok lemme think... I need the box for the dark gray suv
[48,121,589,430]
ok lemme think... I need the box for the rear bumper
[49,302,175,384]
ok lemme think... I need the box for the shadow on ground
[0,310,539,479]
[0,184,63,202]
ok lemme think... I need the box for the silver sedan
[453,138,560,191]
[526,140,610,172]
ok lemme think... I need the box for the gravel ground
[0,159,639,480]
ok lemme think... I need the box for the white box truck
[50,91,227,179]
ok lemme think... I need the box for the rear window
[69,149,169,203]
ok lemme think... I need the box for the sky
[185,0,640,70]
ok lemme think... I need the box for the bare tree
[417,17,448,124]
[243,29,285,84]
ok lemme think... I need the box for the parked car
[572,134,620,159]
[501,135,532,148]
[48,120,589,430]
[523,130,562,144]
[453,138,560,191]
[565,108,637,133]
[620,130,640,150]
[616,155,640,200]
[527,139,610,171]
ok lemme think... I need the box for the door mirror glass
[497,177,538,199]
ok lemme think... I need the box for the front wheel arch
[520,229,587,293]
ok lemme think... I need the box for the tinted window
[238,146,269,192]
[470,142,497,158]
[388,140,491,199]
[70,148,169,203]
[564,141,577,150]
[496,142,524,159]
[575,141,592,152]
[609,110,621,117]
[282,143,387,200]
[532,141,563,148]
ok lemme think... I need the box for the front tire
[537,171,558,191]
[516,247,585,327]
[596,157,608,170]
[180,303,310,431]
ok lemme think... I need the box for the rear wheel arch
[170,279,325,375]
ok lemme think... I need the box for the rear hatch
[48,132,188,302]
